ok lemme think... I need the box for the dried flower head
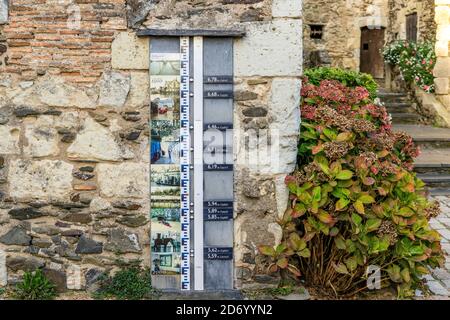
[424,201,441,220]
[377,220,398,245]
[323,141,350,160]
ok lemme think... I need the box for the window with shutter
[406,13,418,42]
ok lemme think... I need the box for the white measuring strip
[193,36,204,291]
[180,36,191,291]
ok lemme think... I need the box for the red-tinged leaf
[317,210,335,225]
[277,257,288,269]
[287,264,301,277]
[405,183,415,193]
[377,187,388,196]
[312,144,324,155]
[362,177,375,186]
[268,263,278,273]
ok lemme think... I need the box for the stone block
[272,0,302,18]
[269,78,301,138]
[0,249,6,286]
[67,117,132,162]
[234,20,302,77]
[126,71,150,108]
[435,5,450,25]
[435,77,450,95]
[24,116,60,158]
[98,71,131,108]
[97,162,149,198]
[111,31,149,70]
[8,160,73,201]
[434,57,450,78]
[0,126,20,155]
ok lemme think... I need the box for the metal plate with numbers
[204,247,233,260]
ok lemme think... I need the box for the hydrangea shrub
[259,77,444,298]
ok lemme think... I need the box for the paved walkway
[420,195,450,299]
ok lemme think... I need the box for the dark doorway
[360,27,385,79]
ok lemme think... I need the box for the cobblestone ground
[419,195,450,299]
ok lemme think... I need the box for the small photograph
[151,230,181,275]
[150,60,180,76]
[151,208,180,223]
[151,96,180,121]
[150,76,180,96]
[150,53,180,63]
[151,165,180,196]
[150,198,180,208]
[151,120,180,165]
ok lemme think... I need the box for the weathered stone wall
[303,0,389,70]
[387,0,436,43]
[0,0,303,292]
[434,0,450,112]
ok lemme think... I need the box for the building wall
[303,0,389,70]
[434,0,450,111]
[0,0,303,291]
[387,0,436,43]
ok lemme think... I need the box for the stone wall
[303,0,389,70]
[387,0,436,43]
[0,0,303,292]
[434,0,450,112]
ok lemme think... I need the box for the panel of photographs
[150,51,182,278]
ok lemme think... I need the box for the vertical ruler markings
[180,37,191,291]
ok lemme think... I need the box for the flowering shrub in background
[304,67,378,99]
[383,41,436,93]
[259,74,444,298]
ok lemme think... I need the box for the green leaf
[401,268,411,283]
[289,233,306,251]
[258,245,275,257]
[345,256,358,272]
[315,155,330,175]
[336,132,353,142]
[335,236,346,250]
[333,263,349,275]
[366,218,382,232]
[275,244,287,255]
[323,128,338,141]
[358,194,375,204]
[397,207,415,217]
[335,170,353,180]
[353,200,365,215]
[351,213,362,226]
[312,186,322,202]
[298,248,311,258]
[335,198,350,211]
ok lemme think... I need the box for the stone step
[385,106,416,114]
[394,125,450,149]
[390,112,422,124]
[417,174,450,188]
[384,102,413,109]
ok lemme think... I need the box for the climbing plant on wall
[383,41,436,93]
